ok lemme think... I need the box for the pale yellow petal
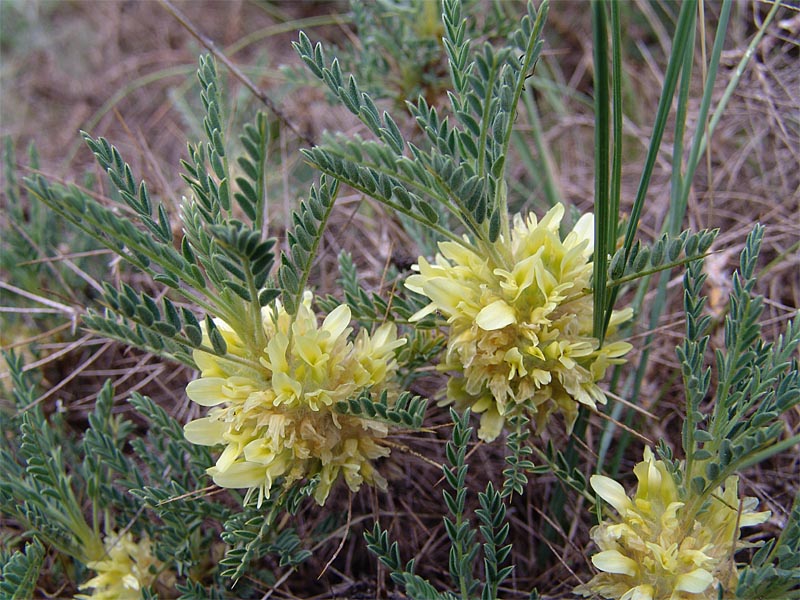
[321,303,351,341]
[591,549,638,576]
[407,301,439,322]
[404,272,425,295]
[475,299,516,330]
[243,439,275,464]
[495,253,538,300]
[591,474,633,514]
[608,307,634,328]
[603,341,633,357]
[504,347,527,379]
[566,212,594,255]
[186,377,227,406]
[471,395,493,413]
[740,509,771,527]
[210,461,266,489]
[621,585,654,600]
[272,371,302,405]
[477,406,505,442]
[674,568,713,593]
[264,333,289,373]
[314,464,338,505]
[425,277,474,316]
[194,350,225,377]
[294,333,328,368]
[539,203,565,231]
[121,574,140,591]
[183,417,227,445]
[370,322,406,354]
[216,442,241,472]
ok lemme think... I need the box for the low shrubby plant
[1,1,797,598]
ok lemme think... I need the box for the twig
[318,491,353,578]
[0,281,79,315]
[26,341,115,410]
[157,0,316,148]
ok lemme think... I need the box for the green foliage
[335,388,428,429]
[476,482,513,600]
[85,135,172,243]
[737,490,800,599]
[365,409,516,599]
[23,161,198,363]
[442,408,480,598]
[591,0,613,343]
[2,352,237,592]
[287,0,520,112]
[84,285,199,365]
[0,352,99,561]
[218,482,316,583]
[294,0,549,251]
[0,350,320,594]
[606,228,718,288]
[128,392,215,487]
[23,55,282,365]
[606,0,697,291]
[178,61,276,303]
[323,250,436,328]
[82,381,135,505]
[191,54,232,214]
[678,256,713,480]
[126,393,229,576]
[4,1,796,598]
[338,0,448,105]
[442,409,479,599]
[500,414,538,500]
[0,538,45,600]
[537,440,590,497]
[394,326,446,386]
[234,111,270,227]
[175,579,229,600]
[678,227,800,509]
[364,522,448,599]
[277,176,339,315]
[1,138,102,330]
[27,138,185,279]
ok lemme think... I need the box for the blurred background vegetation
[1,1,797,597]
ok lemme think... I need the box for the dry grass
[1,1,797,598]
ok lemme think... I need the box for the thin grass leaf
[592,0,612,343]
[605,0,697,321]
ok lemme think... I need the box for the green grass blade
[676,0,733,226]
[603,0,697,322]
[644,13,696,326]
[621,0,696,249]
[597,0,696,473]
[592,0,611,342]
[609,0,622,250]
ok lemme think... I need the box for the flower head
[577,448,770,600]
[406,204,631,440]
[184,293,406,505]
[77,532,161,600]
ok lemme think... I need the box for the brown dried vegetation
[1,1,797,598]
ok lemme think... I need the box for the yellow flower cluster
[77,532,160,600]
[578,448,770,600]
[406,203,631,441]
[184,293,406,506]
